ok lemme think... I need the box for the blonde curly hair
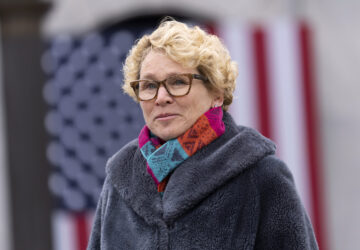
[122,19,238,111]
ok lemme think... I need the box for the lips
[155,113,178,120]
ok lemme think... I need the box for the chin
[157,133,177,141]
[155,128,182,141]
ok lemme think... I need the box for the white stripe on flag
[52,211,76,250]
[266,19,312,217]
[218,20,259,130]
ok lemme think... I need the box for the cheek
[194,93,212,112]
[140,102,152,121]
[182,97,211,122]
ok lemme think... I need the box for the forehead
[140,50,198,79]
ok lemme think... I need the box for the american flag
[42,16,326,250]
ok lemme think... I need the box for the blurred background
[0,0,359,250]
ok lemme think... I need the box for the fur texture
[87,112,318,250]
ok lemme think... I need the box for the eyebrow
[139,73,157,80]
[139,72,186,80]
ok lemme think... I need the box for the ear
[211,90,224,108]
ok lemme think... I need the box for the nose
[155,85,173,105]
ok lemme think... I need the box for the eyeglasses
[130,73,208,101]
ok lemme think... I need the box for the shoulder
[105,138,139,175]
[254,155,293,182]
[250,156,319,249]
[251,155,297,197]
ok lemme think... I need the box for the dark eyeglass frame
[130,73,208,101]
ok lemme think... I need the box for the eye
[168,76,189,86]
[141,81,158,90]
[174,79,186,85]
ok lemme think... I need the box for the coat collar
[106,139,163,226]
[106,112,276,225]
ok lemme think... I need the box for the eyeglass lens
[138,74,191,100]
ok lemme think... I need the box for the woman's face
[139,50,220,141]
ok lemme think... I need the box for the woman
[87,19,318,250]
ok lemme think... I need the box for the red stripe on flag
[299,22,327,250]
[204,22,217,35]
[252,27,272,138]
[75,213,89,250]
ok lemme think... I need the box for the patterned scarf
[138,107,225,195]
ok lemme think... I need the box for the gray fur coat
[87,112,318,250]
